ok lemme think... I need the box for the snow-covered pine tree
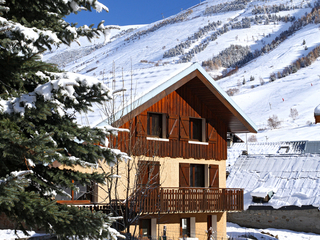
[0,0,127,239]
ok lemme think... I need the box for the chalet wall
[228,208,320,234]
[101,156,226,201]
[115,84,228,160]
[129,212,227,240]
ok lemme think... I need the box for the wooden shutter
[180,116,189,141]
[168,114,179,140]
[136,113,147,137]
[207,121,217,143]
[137,161,160,186]
[149,161,160,185]
[137,161,149,185]
[209,165,219,188]
[179,163,190,187]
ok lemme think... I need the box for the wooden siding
[115,83,228,160]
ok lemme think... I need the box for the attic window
[147,112,166,138]
[251,190,274,203]
[189,118,206,142]
[278,146,290,154]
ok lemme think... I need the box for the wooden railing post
[221,188,226,211]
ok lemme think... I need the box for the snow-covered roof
[227,153,320,210]
[94,63,258,133]
[315,104,320,116]
[227,141,307,170]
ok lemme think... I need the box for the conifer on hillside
[0,0,127,239]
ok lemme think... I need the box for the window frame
[189,117,206,142]
[190,164,205,187]
[147,112,166,138]
[56,180,97,204]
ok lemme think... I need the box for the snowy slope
[43,0,320,142]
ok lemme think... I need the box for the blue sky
[65,0,202,27]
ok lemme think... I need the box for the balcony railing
[129,187,243,214]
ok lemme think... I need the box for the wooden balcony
[129,187,243,214]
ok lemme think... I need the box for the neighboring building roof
[227,141,307,170]
[305,141,320,153]
[227,143,320,210]
[95,63,257,133]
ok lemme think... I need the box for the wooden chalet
[95,63,258,240]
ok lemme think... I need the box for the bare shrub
[248,135,257,142]
[289,108,299,120]
[306,120,312,125]
[259,77,265,85]
[267,115,281,129]
[269,73,276,81]
[226,88,239,96]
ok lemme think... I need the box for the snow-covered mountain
[43,0,320,142]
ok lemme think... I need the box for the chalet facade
[95,63,257,240]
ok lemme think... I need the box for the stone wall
[228,206,320,234]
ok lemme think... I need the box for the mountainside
[43,0,320,142]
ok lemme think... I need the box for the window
[55,181,97,203]
[190,164,205,187]
[147,112,166,138]
[180,218,190,237]
[252,191,274,203]
[140,219,151,238]
[189,118,202,141]
[189,117,206,142]
[179,163,219,188]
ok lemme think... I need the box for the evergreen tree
[0,0,127,239]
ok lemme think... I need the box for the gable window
[190,118,202,141]
[147,112,166,138]
[188,117,206,143]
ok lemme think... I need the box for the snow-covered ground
[2,224,320,240]
[227,222,320,239]
[0,230,47,240]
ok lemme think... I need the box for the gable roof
[96,63,257,133]
[227,153,320,210]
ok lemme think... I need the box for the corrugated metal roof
[305,141,320,154]
[227,154,320,210]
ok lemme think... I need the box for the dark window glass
[181,218,190,237]
[190,118,202,141]
[190,164,205,187]
[147,113,162,137]
[141,219,151,238]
